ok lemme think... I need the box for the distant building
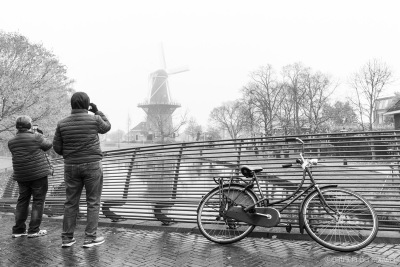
[384,99,400,129]
[129,121,149,142]
[374,95,398,125]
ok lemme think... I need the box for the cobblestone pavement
[1,214,400,267]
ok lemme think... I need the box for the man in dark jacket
[53,92,111,248]
[8,115,52,238]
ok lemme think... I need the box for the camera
[32,124,39,133]
[32,124,43,134]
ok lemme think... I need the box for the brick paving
[1,213,400,267]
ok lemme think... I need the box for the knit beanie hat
[16,115,32,130]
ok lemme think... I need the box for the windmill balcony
[137,101,181,108]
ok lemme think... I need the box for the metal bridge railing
[1,130,400,231]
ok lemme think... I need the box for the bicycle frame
[242,161,314,212]
[226,138,340,218]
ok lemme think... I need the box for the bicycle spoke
[197,186,257,244]
[303,188,378,252]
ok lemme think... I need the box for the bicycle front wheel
[302,187,378,252]
[197,185,258,244]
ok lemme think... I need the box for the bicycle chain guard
[225,207,281,228]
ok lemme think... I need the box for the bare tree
[241,96,260,138]
[349,59,393,130]
[0,32,74,140]
[147,107,188,143]
[126,112,132,142]
[209,101,247,139]
[205,125,222,140]
[276,82,295,135]
[300,71,336,133]
[242,65,284,136]
[184,117,202,141]
[323,100,358,131]
[282,62,309,134]
[107,129,125,148]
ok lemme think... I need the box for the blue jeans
[13,176,48,234]
[62,161,103,240]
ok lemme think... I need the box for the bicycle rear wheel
[302,187,378,252]
[197,185,258,244]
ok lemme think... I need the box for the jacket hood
[71,92,90,110]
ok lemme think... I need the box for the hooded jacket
[8,130,53,182]
[53,92,111,164]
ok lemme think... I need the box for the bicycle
[196,137,378,252]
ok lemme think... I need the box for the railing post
[102,148,138,222]
[236,140,243,176]
[172,144,184,199]
[122,148,138,199]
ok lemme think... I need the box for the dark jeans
[62,161,103,240]
[13,176,48,234]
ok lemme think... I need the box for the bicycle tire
[197,184,258,244]
[302,187,378,252]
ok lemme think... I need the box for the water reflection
[61,246,79,266]
[83,247,100,267]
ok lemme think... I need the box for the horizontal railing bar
[2,130,400,231]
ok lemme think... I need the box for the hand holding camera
[89,103,98,113]
[32,124,44,134]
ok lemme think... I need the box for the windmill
[138,43,189,141]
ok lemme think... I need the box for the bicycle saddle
[240,165,263,178]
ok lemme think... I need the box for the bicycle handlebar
[285,137,305,156]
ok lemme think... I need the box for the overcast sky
[1,0,399,131]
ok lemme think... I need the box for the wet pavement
[1,213,400,267]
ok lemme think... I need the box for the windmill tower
[138,43,189,141]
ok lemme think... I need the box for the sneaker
[12,231,27,238]
[62,238,76,247]
[82,236,105,248]
[28,230,47,238]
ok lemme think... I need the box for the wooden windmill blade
[159,42,167,70]
[160,42,189,75]
[167,65,190,75]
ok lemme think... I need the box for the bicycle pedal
[286,223,292,233]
